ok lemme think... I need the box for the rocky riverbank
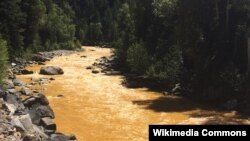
[0,50,79,141]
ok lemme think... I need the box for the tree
[22,0,46,51]
[0,0,25,56]
[0,37,9,84]
[114,3,136,65]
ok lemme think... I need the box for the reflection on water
[17,46,250,141]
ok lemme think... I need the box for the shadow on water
[96,55,250,123]
[132,96,199,112]
[132,95,250,124]
[121,74,170,92]
[190,111,249,124]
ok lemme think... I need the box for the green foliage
[1,0,250,100]
[220,67,246,92]
[41,2,78,50]
[147,45,182,83]
[0,0,25,56]
[127,42,150,73]
[0,38,9,84]
[113,3,136,65]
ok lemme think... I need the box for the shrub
[0,38,9,84]
[127,42,150,74]
[146,45,182,83]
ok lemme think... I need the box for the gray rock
[32,125,49,139]
[32,54,50,62]
[23,97,37,107]
[40,66,64,75]
[18,114,34,133]
[5,93,19,106]
[23,94,49,107]
[49,133,68,141]
[35,94,49,105]
[29,105,55,125]
[20,87,31,95]
[45,129,56,135]
[67,134,77,140]
[7,89,16,94]
[23,134,39,141]
[20,69,34,75]
[40,117,56,131]
[11,116,26,131]
[5,103,18,114]
[3,80,15,89]
[13,79,25,86]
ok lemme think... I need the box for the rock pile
[87,56,121,75]
[0,81,76,141]
[10,50,75,76]
[1,49,78,140]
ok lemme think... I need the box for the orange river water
[17,46,250,141]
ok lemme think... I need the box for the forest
[1,0,250,105]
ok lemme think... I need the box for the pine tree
[0,0,25,56]
[0,37,9,84]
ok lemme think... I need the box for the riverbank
[14,46,250,141]
[0,49,79,140]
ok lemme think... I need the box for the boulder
[13,79,25,86]
[7,89,16,94]
[40,66,64,75]
[20,69,34,75]
[49,133,69,141]
[40,117,56,131]
[5,93,19,106]
[29,104,55,125]
[34,94,49,105]
[32,54,50,62]
[23,97,37,107]
[23,94,49,107]
[3,80,15,89]
[20,87,31,95]
[18,114,34,133]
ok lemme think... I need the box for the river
[17,46,250,141]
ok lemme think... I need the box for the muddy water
[17,47,250,141]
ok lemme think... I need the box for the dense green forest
[1,0,250,102]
